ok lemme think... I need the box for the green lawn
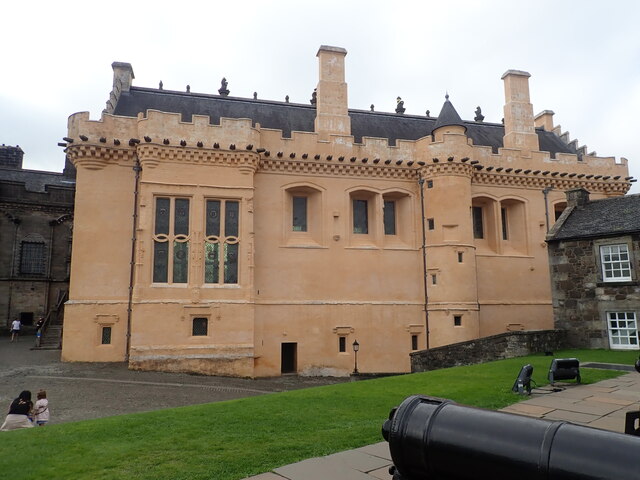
[0,349,637,480]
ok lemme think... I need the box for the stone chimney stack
[534,110,555,131]
[501,70,539,153]
[565,188,590,208]
[314,45,351,140]
[105,62,135,114]
[0,145,24,168]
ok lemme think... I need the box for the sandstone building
[61,46,631,377]
[0,145,75,337]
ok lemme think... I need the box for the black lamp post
[352,340,360,375]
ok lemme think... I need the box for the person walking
[33,390,49,426]
[10,319,21,342]
[0,390,34,431]
[35,317,45,347]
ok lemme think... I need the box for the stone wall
[410,329,567,372]
[548,235,640,348]
[0,160,74,328]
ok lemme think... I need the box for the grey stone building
[546,188,640,349]
[0,145,75,337]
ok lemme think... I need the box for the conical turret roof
[433,94,467,133]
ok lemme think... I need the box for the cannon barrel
[382,395,640,480]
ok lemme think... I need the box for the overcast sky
[2,0,639,193]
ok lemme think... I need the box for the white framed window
[600,244,632,282]
[607,312,638,349]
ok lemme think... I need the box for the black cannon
[382,395,640,480]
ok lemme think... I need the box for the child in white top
[33,390,49,426]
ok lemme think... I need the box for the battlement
[65,107,630,194]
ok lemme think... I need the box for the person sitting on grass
[33,390,50,426]
[0,390,34,431]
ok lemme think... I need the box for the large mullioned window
[153,197,190,283]
[204,199,240,284]
[20,241,46,275]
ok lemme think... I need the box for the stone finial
[159,81,163,90]
[186,85,190,93]
[253,92,258,99]
[310,89,317,105]
[396,97,405,114]
[474,106,484,122]
[370,104,375,112]
[285,95,289,103]
[426,110,430,117]
[218,77,229,96]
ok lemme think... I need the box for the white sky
[2,0,639,193]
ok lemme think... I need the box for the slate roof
[0,167,75,193]
[547,194,640,241]
[113,87,578,156]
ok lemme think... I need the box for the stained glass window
[205,199,240,284]
[225,201,239,237]
[173,241,188,283]
[206,200,221,237]
[153,197,190,284]
[224,243,239,284]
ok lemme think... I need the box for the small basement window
[101,326,112,345]
[192,317,208,336]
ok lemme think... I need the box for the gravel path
[0,335,348,425]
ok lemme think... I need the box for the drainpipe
[7,218,20,327]
[418,175,430,350]
[45,220,55,317]
[125,156,142,362]
[543,186,553,232]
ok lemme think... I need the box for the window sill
[280,244,327,249]
[201,284,241,289]
[345,245,380,250]
[382,245,414,251]
[150,283,189,288]
[596,281,638,287]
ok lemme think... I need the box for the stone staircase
[39,324,63,349]
[35,290,67,350]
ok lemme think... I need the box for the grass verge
[0,349,636,479]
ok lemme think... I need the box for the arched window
[283,184,323,246]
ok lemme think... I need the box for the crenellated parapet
[65,107,631,193]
